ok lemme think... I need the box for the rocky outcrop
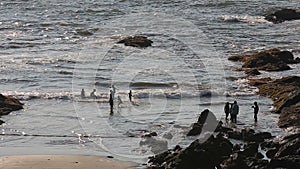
[0,94,23,116]
[268,133,300,169]
[117,36,153,48]
[265,9,300,24]
[148,134,233,169]
[228,48,299,72]
[249,76,300,128]
[187,109,219,136]
[148,122,299,169]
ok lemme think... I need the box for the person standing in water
[128,90,132,102]
[224,102,230,120]
[81,89,85,99]
[231,101,239,123]
[252,101,259,122]
[109,91,114,114]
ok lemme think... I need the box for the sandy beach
[0,155,136,169]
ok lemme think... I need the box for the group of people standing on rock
[224,101,259,123]
[80,86,133,114]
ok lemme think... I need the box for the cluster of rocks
[249,76,300,128]
[0,94,23,125]
[148,112,300,169]
[265,9,300,24]
[117,36,153,48]
[228,48,300,75]
[228,48,300,128]
[147,112,299,169]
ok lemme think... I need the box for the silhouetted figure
[109,92,114,114]
[128,90,132,102]
[224,102,230,120]
[90,89,96,98]
[110,85,116,100]
[117,96,122,107]
[252,101,259,122]
[81,89,85,99]
[231,101,239,123]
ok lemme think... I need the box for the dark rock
[148,135,233,169]
[269,155,300,169]
[279,103,300,128]
[148,150,171,167]
[281,133,300,144]
[245,69,261,76]
[266,148,278,159]
[117,36,153,48]
[0,119,4,125]
[256,152,264,159]
[228,130,243,140]
[0,94,23,116]
[274,137,300,158]
[220,153,249,169]
[245,158,269,169]
[241,49,293,71]
[242,142,259,157]
[228,55,243,61]
[245,132,272,143]
[187,123,203,136]
[187,109,218,136]
[265,9,300,24]
[233,144,241,152]
[229,48,298,72]
[261,140,280,150]
[241,128,255,140]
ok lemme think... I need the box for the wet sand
[0,155,136,169]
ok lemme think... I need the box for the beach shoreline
[0,155,136,169]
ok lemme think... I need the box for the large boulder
[117,36,153,48]
[228,48,299,71]
[265,9,300,24]
[187,109,218,136]
[0,94,23,116]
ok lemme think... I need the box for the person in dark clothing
[252,101,259,122]
[231,101,239,123]
[224,102,230,120]
[109,92,114,114]
[128,90,132,102]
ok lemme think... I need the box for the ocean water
[0,0,299,164]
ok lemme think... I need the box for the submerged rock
[117,36,153,48]
[0,94,23,116]
[265,9,300,24]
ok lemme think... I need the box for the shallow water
[0,0,299,164]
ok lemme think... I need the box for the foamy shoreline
[0,155,136,169]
